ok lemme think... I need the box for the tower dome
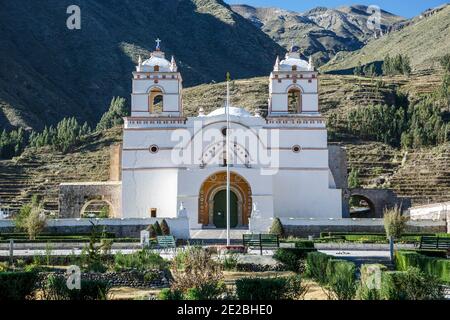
[137,39,177,72]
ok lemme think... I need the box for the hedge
[305,252,332,284]
[273,248,316,272]
[0,271,38,300]
[235,276,307,300]
[380,268,444,300]
[282,239,315,249]
[325,259,357,300]
[0,232,116,240]
[319,232,449,243]
[395,250,450,283]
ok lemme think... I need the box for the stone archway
[199,172,252,227]
[80,198,115,218]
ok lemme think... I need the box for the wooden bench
[243,234,280,255]
[157,236,176,249]
[419,236,450,250]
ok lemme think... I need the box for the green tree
[348,168,361,188]
[96,97,129,131]
[160,219,171,236]
[269,217,285,238]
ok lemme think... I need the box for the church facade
[121,42,343,231]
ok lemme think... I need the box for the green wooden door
[213,190,238,228]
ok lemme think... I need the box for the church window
[149,145,159,154]
[154,65,160,72]
[221,127,227,136]
[292,65,297,71]
[150,208,157,218]
[288,87,302,113]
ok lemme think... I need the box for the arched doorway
[213,190,238,228]
[199,172,252,228]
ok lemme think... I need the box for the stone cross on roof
[155,38,162,50]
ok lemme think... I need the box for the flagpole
[226,73,231,246]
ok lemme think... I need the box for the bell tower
[131,39,183,117]
[268,47,318,116]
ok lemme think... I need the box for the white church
[120,40,343,232]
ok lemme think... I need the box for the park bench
[242,234,280,255]
[157,235,176,250]
[419,236,450,250]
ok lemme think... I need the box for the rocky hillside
[1,73,448,213]
[322,4,450,73]
[0,0,284,130]
[231,4,404,64]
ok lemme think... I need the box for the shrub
[220,253,239,271]
[395,250,450,283]
[348,168,361,188]
[15,201,47,240]
[235,275,308,300]
[158,288,183,300]
[146,224,157,238]
[153,221,163,236]
[269,218,285,238]
[273,248,316,273]
[357,264,387,300]
[160,219,171,236]
[284,275,310,300]
[0,271,38,300]
[383,205,407,239]
[235,277,287,300]
[41,275,111,300]
[171,247,226,300]
[0,262,9,272]
[114,249,168,272]
[305,252,332,284]
[325,260,357,300]
[184,282,227,300]
[380,267,444,300]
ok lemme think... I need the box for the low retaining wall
[38,270,171,289]
[0,217,190,239]
[277,218,446,237]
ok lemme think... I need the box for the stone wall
[59,182,122,218]
[345,188,411,218]
[37,270,171,289]
[279,218,446,237]
[109,144,122,181]
[329,145,350,217]
[0,217,191,239]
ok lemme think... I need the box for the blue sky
[225,0,447,18]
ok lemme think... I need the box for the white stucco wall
[121,169,178,218]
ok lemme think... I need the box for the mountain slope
[231,4,404,64]
[0,0,284,130]
[322,4,450,72]
[1,73,448,212]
